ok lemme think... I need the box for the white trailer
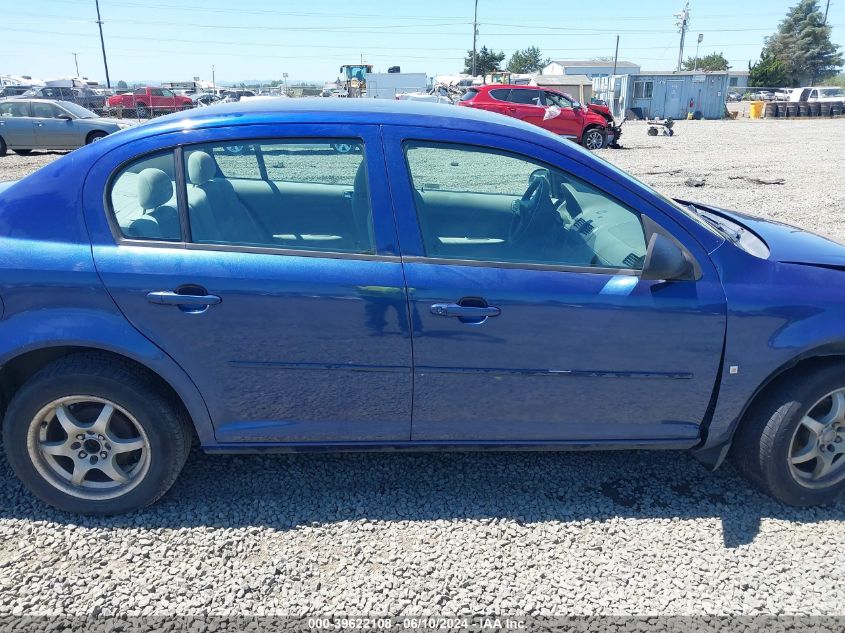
[364,73,428,99]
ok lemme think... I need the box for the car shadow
[1,447,841,548]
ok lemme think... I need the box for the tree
[749,52,788,86]
[507,46,549,74]
[682,52,730,71]
[463,45,506,77]
[759,0,843,86]
[116,80,128,90]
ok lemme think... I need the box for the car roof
[474,84,538,90]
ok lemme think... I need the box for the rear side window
[488,89,511,101]
[109,150,180,241]
[0,102,28,117]
[182,139,374,253]
[508,89,542,105]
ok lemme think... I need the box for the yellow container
[749,101,764,119]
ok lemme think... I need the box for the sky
[2,0,844,86]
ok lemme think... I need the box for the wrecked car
[459,84,621,149]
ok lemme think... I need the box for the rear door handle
[146,290,221,306]
[430,303,500,318]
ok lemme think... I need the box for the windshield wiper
[686,204,742,242]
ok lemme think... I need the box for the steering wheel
[509,176,550,244]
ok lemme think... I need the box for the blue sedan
[0,99,844,514]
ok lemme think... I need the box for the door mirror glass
[641,233,692,281]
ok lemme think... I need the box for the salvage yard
[1,116,845,618]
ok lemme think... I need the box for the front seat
[126,168,179,239]
[186,150,268,245]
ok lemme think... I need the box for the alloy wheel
[26,396,150,500]
[583,130,605,150]
[788,388,845,489]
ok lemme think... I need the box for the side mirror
[641,233,693,281]
[57,114,73,121]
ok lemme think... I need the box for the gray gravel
[1,118,845,619]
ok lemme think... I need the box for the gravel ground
[1,118,845,621]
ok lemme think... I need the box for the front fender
[698,244,845,454]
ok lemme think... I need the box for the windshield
[60,102,98,119]
[460,89,478,102]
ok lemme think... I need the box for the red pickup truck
[107,87,192,118]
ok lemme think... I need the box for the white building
[542,60,640,79]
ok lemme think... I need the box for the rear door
[383,125,727,443]
[0,100,36,149]
[84,124,412,444]
[502,88,546,127]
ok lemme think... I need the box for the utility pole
[471,0,479,77]
[824,0,831,23]
[693,33,703,71]
[212,65,216,93]
[95,0,111,88]
[72,52,80,77]
[675,2,690,73]
[611,35,619,77]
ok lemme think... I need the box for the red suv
[458,85,619,150]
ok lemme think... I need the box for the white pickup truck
[788,86,845,103]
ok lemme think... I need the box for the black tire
[733,365,845,506]
[0,136,6,157]
[647,127,659,136]
[86,131,108,145]
[581,127,606,150]
[13,149,32,156]
[2,353,192,515]
[135,103,149,119]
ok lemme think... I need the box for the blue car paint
[0,99,844,462]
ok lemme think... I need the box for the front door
[383,127,726,443]
[30,101,79,149]
[664,81,683,119]
[84,125,412,443]
[541,90,583,139]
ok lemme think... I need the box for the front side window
[544,91,573,108]
[30,102,63,118]
[404,142,647,270]
[109,150,180,241]
[183,139,374,253]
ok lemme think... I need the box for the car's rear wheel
[581,127,606,150]
[86,131,108,145]
[135,103,149,119]
[3,354,192,515]
[0,136,6,156]
[734,365,845,506]
[13,149,32,156]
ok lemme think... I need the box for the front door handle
[430,303,501,318]
[146,290,221,307]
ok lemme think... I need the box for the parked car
[458,84,618,150]
[0,99,133,155]
[220,90,257,103]
[0,85,34,99]
[727,91,743,102]
[789,86,845,103]
[17,85,107,113]
[190,92,222,107]
[2,99,845,514]
[107,87,193,118]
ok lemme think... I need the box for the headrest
[136,168,173,210]
[187,151,216,185]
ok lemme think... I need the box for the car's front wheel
[734,365,845,506]
[3,354,192,515]
[581,127,606,150]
